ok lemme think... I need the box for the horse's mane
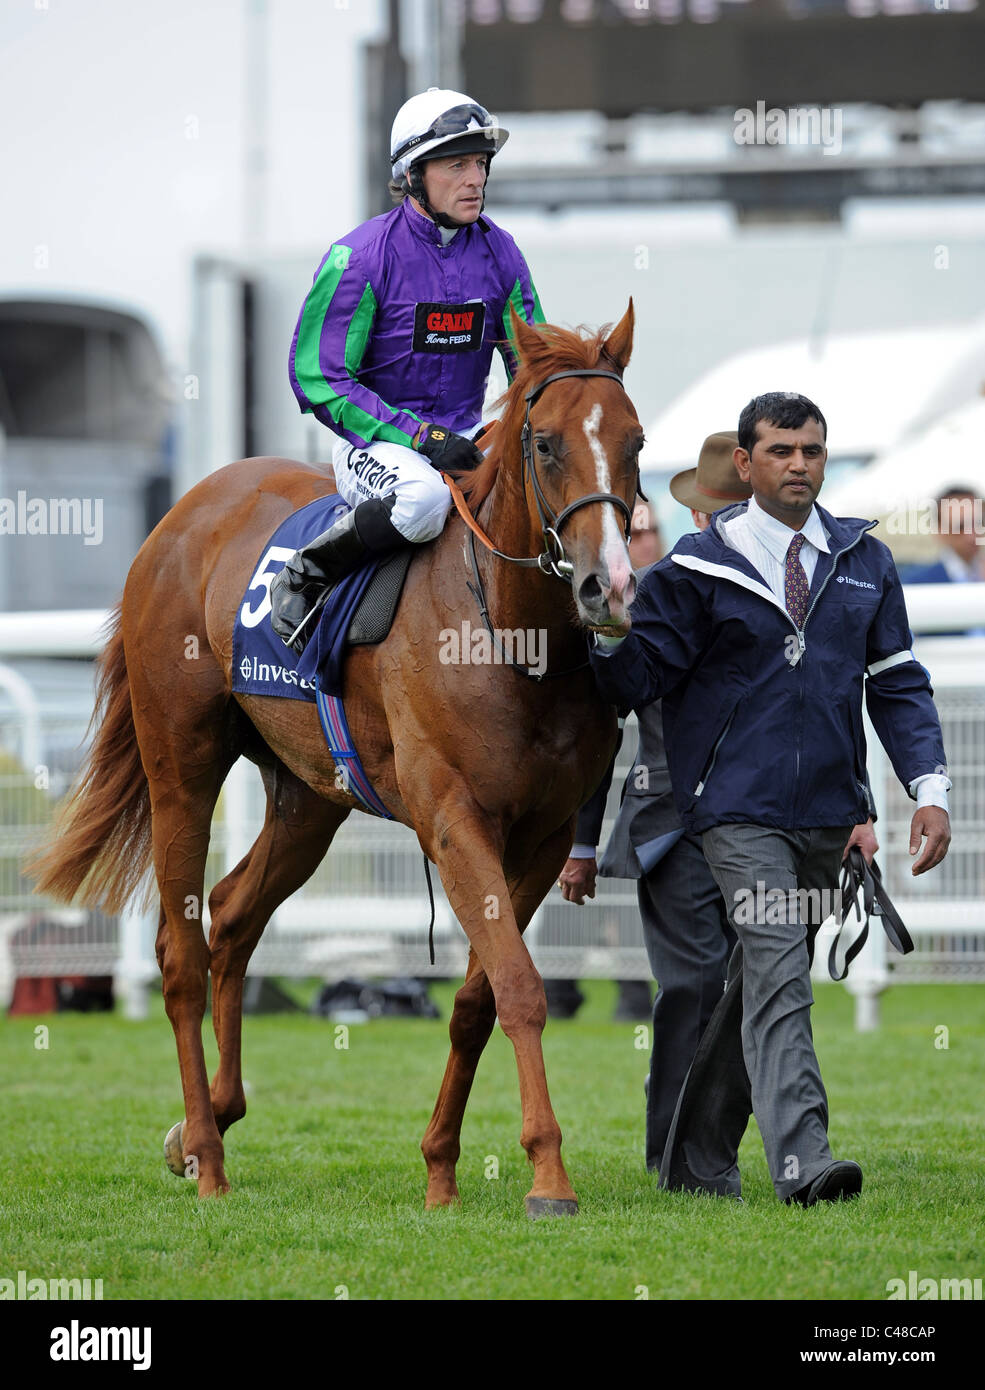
[455,321,619,514]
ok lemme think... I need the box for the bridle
[446,367,639,579]
[444,366,641,680]
[519,368,636,580]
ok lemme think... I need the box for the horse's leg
[421,826,572,1208]
[151,755,230,1197]
[421,948,496,1208]
[207,762,351,1136]
[426,806,577,1216]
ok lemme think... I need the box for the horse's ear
[507,304,544,365]
[601,298,634,373]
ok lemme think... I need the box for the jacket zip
[790,526,875,822]
[694,705,739,798]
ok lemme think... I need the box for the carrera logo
[413,301,486,354]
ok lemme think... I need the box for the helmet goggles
[393,102,498,166]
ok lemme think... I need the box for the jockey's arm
[497,252,545,384]
[289,242,426,450]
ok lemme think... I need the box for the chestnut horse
[28,305,643,1217]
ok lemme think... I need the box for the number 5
[240,545,297,628]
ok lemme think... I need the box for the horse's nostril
[579,573,604,608]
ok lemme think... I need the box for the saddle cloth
[231,495,414,819]
[232,495,412,703]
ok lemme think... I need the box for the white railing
[1,585,983,1025]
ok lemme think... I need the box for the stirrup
[284,587,331,654]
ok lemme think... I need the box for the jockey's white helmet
[390,89,509,183]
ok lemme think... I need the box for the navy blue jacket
[589,502,947,835]
[898,559,952,585]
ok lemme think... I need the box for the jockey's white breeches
[331,436,454,544]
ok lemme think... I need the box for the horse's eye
[535,438,551,457]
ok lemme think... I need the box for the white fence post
[115,905,157,1021]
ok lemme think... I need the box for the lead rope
[828,846,913,981]
[465,528,590,681]
[423,854,436,966]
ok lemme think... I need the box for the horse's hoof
[425,1193,461,1210]
[525,1196,579,1219]
[163,1120,186,1177]
[198,1177,231,1199]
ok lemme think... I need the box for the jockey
[270,88,545,653]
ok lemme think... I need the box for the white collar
[743,493,829,564]
[940,547,974,582]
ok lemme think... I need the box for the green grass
[1,981,982,1300]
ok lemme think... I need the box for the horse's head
[503,302,643,634]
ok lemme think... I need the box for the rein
[442,366,636,682]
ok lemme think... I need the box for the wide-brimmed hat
[669,431,751,513]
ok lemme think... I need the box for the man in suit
[548,501,666,1027]
[589,392,951,1205]
[899,486,984,586]
[898,487,984,638]
[560,435,748,1170]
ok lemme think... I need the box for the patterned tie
[785,533,810,627]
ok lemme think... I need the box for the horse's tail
[25,604,154,913]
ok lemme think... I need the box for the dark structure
[0,299,173,611]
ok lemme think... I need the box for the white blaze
[582,402,632,598]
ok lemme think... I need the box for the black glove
[416,424,483,472]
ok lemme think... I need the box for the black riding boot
[270,495,404,656]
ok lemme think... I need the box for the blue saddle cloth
[232,495,382,703]
[232,495,395,819]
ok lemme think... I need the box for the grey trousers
[638,832,735,1171]
[660,823,851,1202]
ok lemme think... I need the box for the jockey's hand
[909,806,950,876]
[843,818,879,865]
[558,856,598,906]
[415,424,483,473]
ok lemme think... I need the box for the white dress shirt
[940,547,976,583]
[719,493,830,604]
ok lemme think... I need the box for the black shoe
[270,496,402,656]
[544,978,585,1020]
[787,1160,863,1207]
[612,979,653,1022]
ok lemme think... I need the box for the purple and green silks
[289,199,543,449]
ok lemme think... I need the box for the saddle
[345,547,415,647]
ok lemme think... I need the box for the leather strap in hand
[828,846,914,982]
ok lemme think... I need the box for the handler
[270,88,543,653]
[565,432,878,1175]
[589,392,951,1205]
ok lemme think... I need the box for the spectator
[561,434,745,1166]
[899,486,984,585]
